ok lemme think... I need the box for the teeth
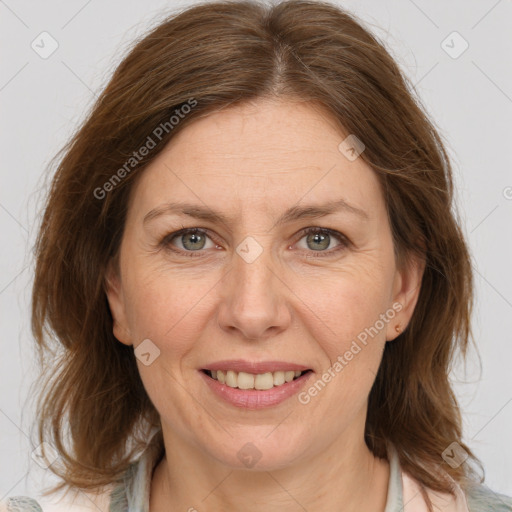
[208,369,306,389]
[237,371,255,389]
[226,370,237,387]
[254,372,274,390]
[273,371,285,386]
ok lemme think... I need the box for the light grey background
[1,0,511,503]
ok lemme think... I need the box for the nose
[216,241,292,341]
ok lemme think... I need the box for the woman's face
[106,98,423,470]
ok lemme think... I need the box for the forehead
[161,98,350,172]
[127,98,384,224]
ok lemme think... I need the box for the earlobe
[387,251,426,341]
[104,261,133,346]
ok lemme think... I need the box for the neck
[149,424,390,512]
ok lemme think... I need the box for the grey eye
[304,231,332,251]
[181,231,207,250]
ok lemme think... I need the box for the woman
[4,0,511,510]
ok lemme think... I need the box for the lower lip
[199,370,313,409]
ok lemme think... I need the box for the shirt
[4,430,512,511]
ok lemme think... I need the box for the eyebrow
[143,198,369,228]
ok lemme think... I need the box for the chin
[203,430,308,472]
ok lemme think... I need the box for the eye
[295,227,349,257]
[161,227,219,257]
[160,226,349,258]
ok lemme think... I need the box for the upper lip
[202,360,311,374]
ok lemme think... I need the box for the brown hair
[31,0,482,502]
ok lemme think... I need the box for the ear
[104,259,133,346]
[386,250,426,342]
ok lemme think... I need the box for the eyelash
[159,226,349,258]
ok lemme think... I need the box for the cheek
[293,261,393,355]
[121,261,219,350]
[297,274,390,419]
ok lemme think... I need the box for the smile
[199,368,314,409]
[203,369,309,390]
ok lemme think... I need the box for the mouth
[198,359,314,409]
[201,369,313,390]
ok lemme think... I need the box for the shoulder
[401,468,512,512]
[465,483,512,512]
[0,430,162,512]
[1,487,113,512]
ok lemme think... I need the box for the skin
[105,97,425,512]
